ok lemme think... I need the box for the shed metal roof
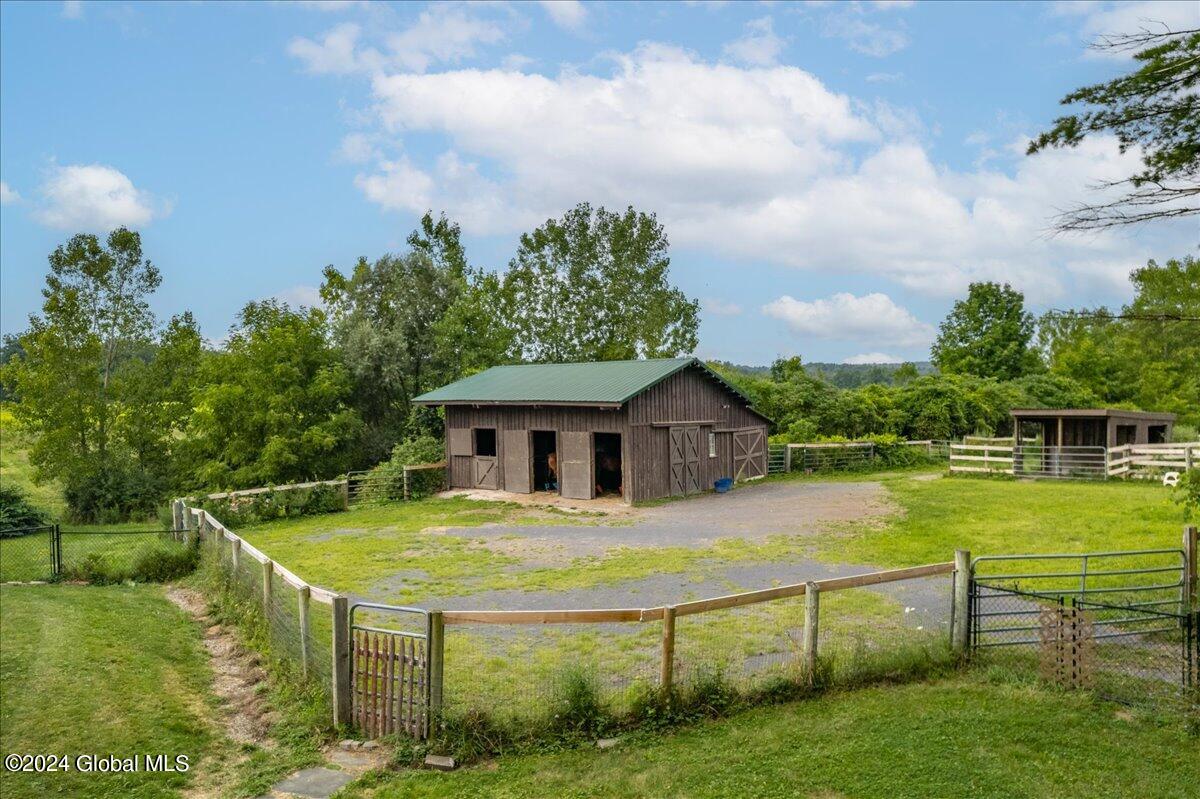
[413,357,760,412]
[1010,407,1176,421]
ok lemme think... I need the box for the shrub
[63,537,201,585]
[358,436,447,504]
[1175,468,1200,521]
[63,462,162,524]
[0,483,50,531]
[195,482,346,527]
[545,666,611,738]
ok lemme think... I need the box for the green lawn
[349,674,1200,799]
[818,473,1187,568]
[0,585,214,799]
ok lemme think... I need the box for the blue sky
[1,0,1196,365]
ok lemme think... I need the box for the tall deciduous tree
[1027,25,1199,230]
[932,282,1041,381]
[2,228,163,520]
[504,203,699,363]
[183,301,362,489]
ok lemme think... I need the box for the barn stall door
[559,432,594,500]
[502,430,532,493]
[733,429,766,480]
[670,426,702,496]
[448,428,473,488]
[474,456,498,489]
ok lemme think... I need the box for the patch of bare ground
[166,586,277,798]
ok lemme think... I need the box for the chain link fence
[0,525,198,583]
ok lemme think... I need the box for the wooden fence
[182,463,448,509]
[178,497,963,737]
[950,442,1198,481]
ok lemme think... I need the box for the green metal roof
[414,357,758,410]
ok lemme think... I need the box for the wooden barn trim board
[414,358,771,504]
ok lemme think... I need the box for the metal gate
[969,548,1196,710]
[349,603,431,738]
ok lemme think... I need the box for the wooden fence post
[231,538,241,573]
[261,560,273,610]
[172,500,183,531]
[1186,446,1195,473]
[784,444,793,473]
[1184,525,1198,611]
[332,596,352,727]
[802,581,819,683]
[952,549,972,654]
[403,467,411,502]
[428,610,444,729]
[660,606,677,694]
[298,586,311,679]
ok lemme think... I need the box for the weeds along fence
[0,524,198,583]
[179,495,963,739]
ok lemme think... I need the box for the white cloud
[702,297,743,316]
[288,22,370,75]
[328,42,1190,304]
[870,1,915,9]
[289,7,507,76]
[335,132,379,164]
[723,16,786,67]
[275,284,324,309]
[34,164,165,231]
[822,8,909,57]
[763,292,934,347]
[843,352,903,364]
[1063,1,1200,58]
[865,71,902,83]
[61,1,83,20]
[540,1,587,31]
[0,181,20,204]
[501,53,535,71]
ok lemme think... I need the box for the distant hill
[712,360,936,388]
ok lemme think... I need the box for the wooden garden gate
[349,603,434,739]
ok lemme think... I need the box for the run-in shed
[1010,407,1176,447]
[413,358,771,503]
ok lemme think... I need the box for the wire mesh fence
[0,525,197,583]
[0,526,54,581]
[347,464,448,506]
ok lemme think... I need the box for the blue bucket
[714,477,733,493]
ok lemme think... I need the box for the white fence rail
[950,441,1198,481]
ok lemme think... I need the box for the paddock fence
[767,439,952,475]
[950,441,1198,481]
[179,498,963,739]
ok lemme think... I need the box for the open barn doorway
[532,430,558,493]
[594,433,623,498]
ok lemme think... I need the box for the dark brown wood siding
[625,367,768,501]
[440,363,768,502]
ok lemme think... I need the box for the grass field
[0,585,214,799]
[0,405,65,520]
[232,471,1185,604]
[349,674,1200,799]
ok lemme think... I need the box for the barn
[413,358,771,503]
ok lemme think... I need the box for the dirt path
[166,586,276,798]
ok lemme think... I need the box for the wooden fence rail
[181,496,966,737]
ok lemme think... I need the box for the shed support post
[802,582,819,684]
[952,549,972,655]
[660,606,676,694]
[332,596,352,727]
